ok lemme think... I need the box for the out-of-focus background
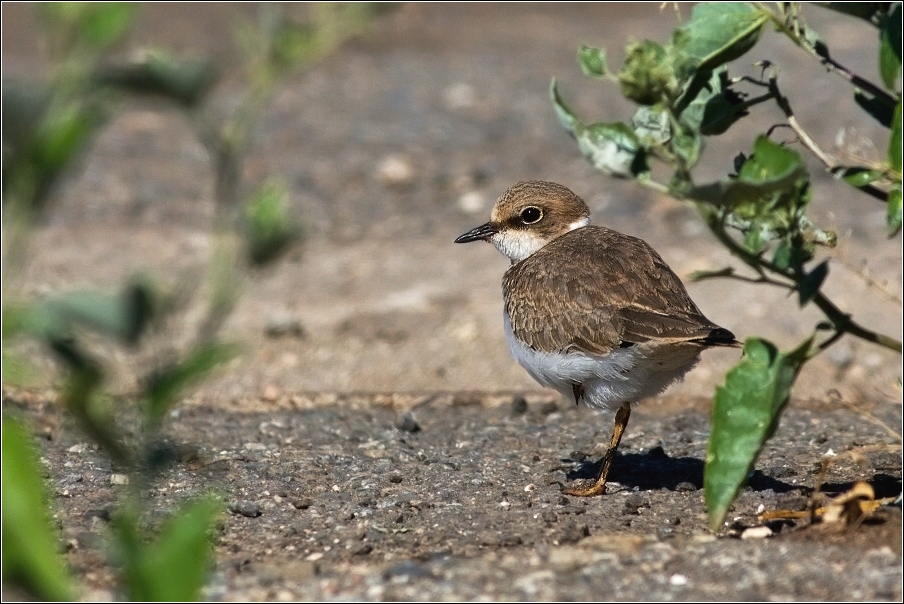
[3,3,900,408]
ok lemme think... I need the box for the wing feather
[502,226,732,355]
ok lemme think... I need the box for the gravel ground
[2,3,902,601]
[4,390,901,600]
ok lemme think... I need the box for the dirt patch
[4,390,901,600]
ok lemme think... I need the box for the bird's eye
[520,206,543,224]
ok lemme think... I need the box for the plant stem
[705,216,903,353]
[757,2,897,107]
[764,75,889,202]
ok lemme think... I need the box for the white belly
[503,312,701,410]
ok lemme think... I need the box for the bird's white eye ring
[520,206,543,224]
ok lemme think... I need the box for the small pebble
[395,414,421,433]
[740,525,773,540]
[265,314,306,339]
[376,154,416,188]
[556,520,589,544]
[657,526,676,539]
[510,396,528,414]
[230,500,262,518]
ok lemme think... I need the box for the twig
[756,2,897,107]
[702,215,903,353]
[765,75,889,202]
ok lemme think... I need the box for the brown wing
[502,226,734,355]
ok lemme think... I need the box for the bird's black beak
[454,222,497,243]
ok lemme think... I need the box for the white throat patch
[490,218,590,263]
[489,231,546,263]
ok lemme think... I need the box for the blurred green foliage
[2,418,76,601]
[2,3,384,599]
[554,2,901,530]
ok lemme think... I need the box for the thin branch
[816,327,846,353]
[765,75,889,202]
[756,3,897,107]
[703,216,903,353]
[809,290,903,352]
[719,271,795,288]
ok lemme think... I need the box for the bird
[454,181,738,497]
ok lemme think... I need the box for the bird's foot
[562,481,607,497]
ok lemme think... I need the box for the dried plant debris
[756,442,902,531]
[760,480,897,527]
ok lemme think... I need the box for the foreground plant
[2,3,383,599]
[552,2,901,529]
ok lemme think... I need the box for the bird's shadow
[565,448,797,493]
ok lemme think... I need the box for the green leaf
[578,44,610,79]
[50,339,131,465]
[687,135,806,207]
[705,337,811,530]
[837,167,885,187]
[145,343,235,423]
[34,101,103,180]
[890,96,902,173]
[551,80,648,177]
[672,128,704,169]
[879,3,902,89]
[676,68,751,136]
[772,237,793,270]
[22,281,155,345]
[769,235,821,272]
[672,2,768,70]
[38,3,136,50]
[888,185,903,236]
[80,3,136,49]
[798,259,829,306]
[617,39,678,105]
[687,136,835,253]
[2,418,76,601]
[116,497,220,601]
[270,19,318,70]
[96,55,218,107]
[854,90,895,127]
[1,85,107,214]
[244,182,303,266]
[631,105,672,147]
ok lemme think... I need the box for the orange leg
[563,402,631,497]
